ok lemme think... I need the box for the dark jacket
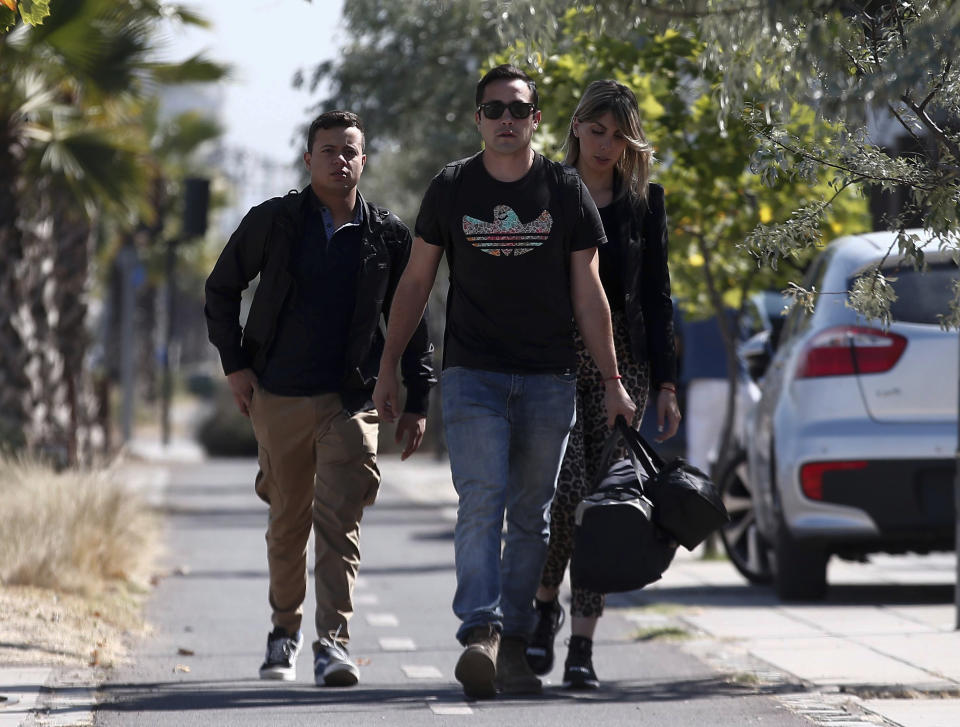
[613,182,677,387]
[204,186,435,415]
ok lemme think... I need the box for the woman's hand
[655,387,681,442]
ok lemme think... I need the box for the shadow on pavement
[94,675,796,715]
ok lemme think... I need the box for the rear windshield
[868,261,960,324]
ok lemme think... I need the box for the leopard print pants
[540,310,650,618]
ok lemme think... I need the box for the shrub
[195,388,258,457]
[0,456,159,596]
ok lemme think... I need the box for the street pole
[160,177,209,446]
[160,238,176,446]
[118,244,138,444]
[955,327,960,629]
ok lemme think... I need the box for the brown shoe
[495,635,542,694]
[455,624,500,699]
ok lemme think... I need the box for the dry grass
[0,583,149,667]
[0,455,160,667]
[0,455,159,595]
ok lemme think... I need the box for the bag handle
[590,416,653,495]
[614,416,667,474]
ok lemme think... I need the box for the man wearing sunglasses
[373,65,635,699]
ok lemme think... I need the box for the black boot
[525,597,565,675]
[563,635,599,689]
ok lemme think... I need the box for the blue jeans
[441,366,577,644]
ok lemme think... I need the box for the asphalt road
[96,459,814,727]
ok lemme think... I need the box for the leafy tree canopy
[501,1,960,325]
[496,11,868,324]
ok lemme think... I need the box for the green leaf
[18,0,50,26]
[0,6,16,33]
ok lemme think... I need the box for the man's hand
[655,388,681,442]
[603,380,638,428]
[227,368,258,417]
[395,413,426,460]
[373,367,400,423]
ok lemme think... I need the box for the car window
[871,260,960,324]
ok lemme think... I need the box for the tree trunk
[0,121,32,451]
[52,209,98,465]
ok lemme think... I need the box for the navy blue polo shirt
[258,191,364,396]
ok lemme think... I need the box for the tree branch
[754,126,934,190]
[902,93,960,165]
[843,47,867,77]
[887,102,925,150]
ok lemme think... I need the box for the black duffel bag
[616,418,729,551]
[569,425,677,593]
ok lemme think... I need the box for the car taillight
[795,326,907,378]
[800,460,868,500]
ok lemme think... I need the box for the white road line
[401,665,443,679]
[354,593,379,605]
[428,702,473,715]
[366,613,399,627]
[379,637,417,651]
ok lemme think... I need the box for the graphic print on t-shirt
[462,204,553,256]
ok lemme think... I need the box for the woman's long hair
[562,80,653,203]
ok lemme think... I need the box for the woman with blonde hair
[526,79,681,688]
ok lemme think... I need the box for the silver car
[731,229,958,600]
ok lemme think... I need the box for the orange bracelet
[604,375,622,382]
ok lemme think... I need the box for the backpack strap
[436,153,481,244]
[552,163,584,243]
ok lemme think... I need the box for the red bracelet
[659,383,677,392]
[604,374,622,382]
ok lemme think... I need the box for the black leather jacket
[204,186,435,414]
[613,183,677,387]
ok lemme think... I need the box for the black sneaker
[314,637,359,687]
[525,597,565,675]
[258,626,303,681]
[562,635,599,689]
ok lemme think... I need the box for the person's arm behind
[639,186,681,441]
[570,247,637,427]
[204,204,272,416]
[384,223,439,459]
[374,237,444,428]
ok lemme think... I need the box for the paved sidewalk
[386,452,960,727]
[3,448,958,726]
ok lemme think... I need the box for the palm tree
[0,0,226,461]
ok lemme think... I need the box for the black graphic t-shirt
[416,153,606,373]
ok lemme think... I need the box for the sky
[162,0,345,167]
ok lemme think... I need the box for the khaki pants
[249,388,379,650]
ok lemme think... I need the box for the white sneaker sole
[316,662,359,687]
[259,667,296,681]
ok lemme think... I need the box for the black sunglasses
[477,101,537,119]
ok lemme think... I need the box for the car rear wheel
[772,510,828,600]
[718,451,773,584]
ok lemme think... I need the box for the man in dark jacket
[204,110,435,688]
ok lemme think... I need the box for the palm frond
[145,54,229,85]
[156,110,222,158]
